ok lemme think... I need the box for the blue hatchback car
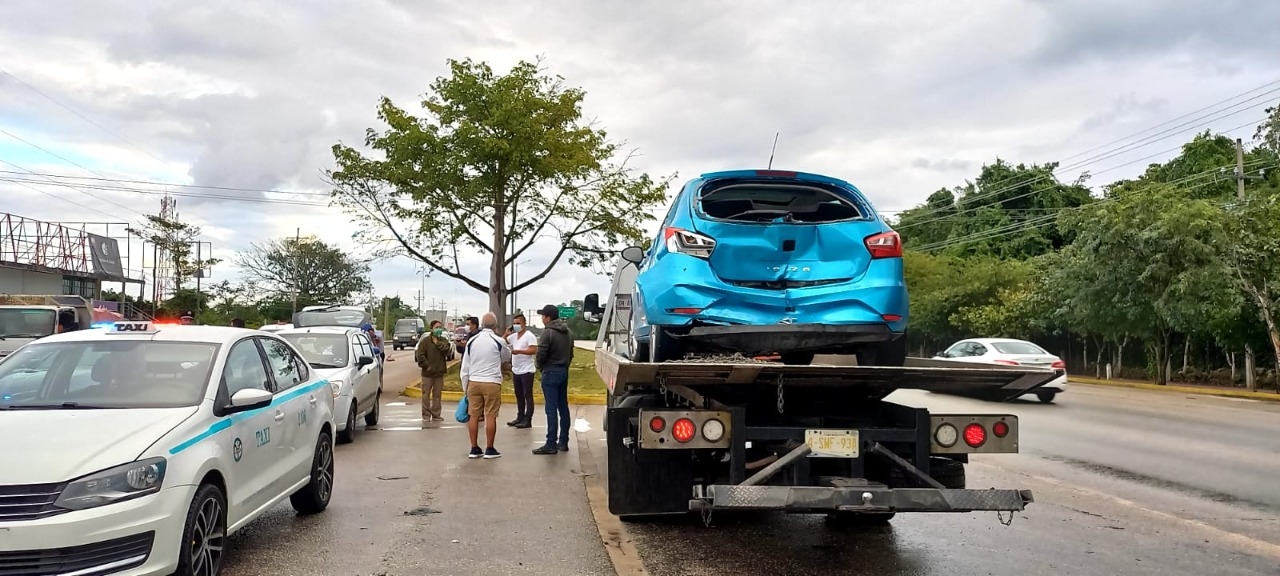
[623,169,908,365]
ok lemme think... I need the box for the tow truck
[580,255,1062,523]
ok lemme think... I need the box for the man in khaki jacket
[415,320,453,421]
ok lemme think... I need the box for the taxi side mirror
[356,355,374,368]
[226,388,273,413]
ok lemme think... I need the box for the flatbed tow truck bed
[593,345,1062,520]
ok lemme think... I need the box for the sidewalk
[1071,375,1280,402]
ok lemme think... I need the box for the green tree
[328,57,671,324]
[128,213,220,294]
[234,235,373,307]
[1219,186,1280,387]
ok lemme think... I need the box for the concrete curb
[1071,376,1280,402]
[402,384,607,405]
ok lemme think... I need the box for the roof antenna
[767,132,780,169]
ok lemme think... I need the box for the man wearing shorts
[458,312,511,459]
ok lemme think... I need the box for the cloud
[2,0,1280,320]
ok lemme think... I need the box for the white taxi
[0,321,337,576]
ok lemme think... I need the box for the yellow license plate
[805,429,860,458]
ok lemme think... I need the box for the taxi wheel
[290,431,334,514]
[337,404,356,444]
[176,483,227,576]
[365,389,382,426]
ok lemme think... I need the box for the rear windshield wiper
[3,402,110,410]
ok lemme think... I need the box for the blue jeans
[541,366,570,447]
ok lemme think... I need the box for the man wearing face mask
[504,313,538,428]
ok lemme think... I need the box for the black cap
[537,304,559,319]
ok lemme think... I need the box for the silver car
[277,326,384,443]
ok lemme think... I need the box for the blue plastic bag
[455,394,470,423]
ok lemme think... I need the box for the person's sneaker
[468,446,483,459]
[483,447,502,459]
[558,442,570,452]
[506,418,521,427]
[514,420,532,429]
[532,445,558,455]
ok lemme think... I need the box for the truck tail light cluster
[930,415,1018,454]
[638,409,731,449]
[664,227,716,259]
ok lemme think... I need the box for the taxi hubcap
[317,440,333,501]
[191,497,225,576]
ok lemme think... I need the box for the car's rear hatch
[988,341,1061,368]
[691,173,884,287]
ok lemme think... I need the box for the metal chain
[776,375,785,414]
[997,510,1015,526]
[701,504,714,527]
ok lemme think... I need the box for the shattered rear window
[698,182,865,223]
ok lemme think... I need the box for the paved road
[221,348,1280,575]
[219,348,611,576]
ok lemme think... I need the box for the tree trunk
[1181,338,1190,373]
[1117,335,1127,375]
[489,201,509,326]
[1228,351,1237,383]
[1245,346,1257,392]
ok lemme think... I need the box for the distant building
[0,211,143,303]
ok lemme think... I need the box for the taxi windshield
[0,308,57,339]
[278,333,350,369]
[0,340,218,409]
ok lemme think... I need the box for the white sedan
[276,326,383,444]
[933,337,1068,403]
[0,321,336,576]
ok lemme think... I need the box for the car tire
[290,431,334,514]
[175,482,227,576]
[365,388,381,426]
[779,352,814,365]
[650,328,684,363]
[856,333,908,367]
[1036,391,1057,403]
[337,403,356,444]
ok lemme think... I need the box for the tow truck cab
[0,295,96,358]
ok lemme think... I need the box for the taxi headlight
[330,379,344,398]
[55,457,167,511]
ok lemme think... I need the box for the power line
[0,158,137,221]
[0,175,330,207]
[895,79,1280,231]
[897,116,1268,232]
[0,169,332,197]
[0,68,170,167]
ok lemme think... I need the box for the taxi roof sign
[107,321,161,334]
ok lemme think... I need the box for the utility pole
[416,289,422,314]
[291,227,301,315]
[1234,137,1268,392]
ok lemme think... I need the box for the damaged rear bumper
[691,484,1034,513]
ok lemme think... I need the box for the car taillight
[671,418,696,443]
[664,227,716,258]
[963,423,986,447]
[993,359,1020,366]
[1051,360,1065,369]
[865,231,902,259]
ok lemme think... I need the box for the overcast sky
[2,0,1279,325]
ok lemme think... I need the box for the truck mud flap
[693,485,1034,513]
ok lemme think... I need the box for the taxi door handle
[308,395,317,408]
[274,410,285,422]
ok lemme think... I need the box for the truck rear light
[648,416,666,433]
[664,227,716,258]
[864,231,902,259]
[931,415,1017,454]
[667,308,703,315]
[963,423,986,448]
[993,359,1020,366]
[671,418,696,443]
[1051,360,1065,369]
[934,423,959,448]
[701,418,726,442]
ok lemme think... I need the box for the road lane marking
[575,406,650,576]
[971,461,1280,561]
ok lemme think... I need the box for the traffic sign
[558,306,577,319]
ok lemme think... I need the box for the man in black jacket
[533,304,575,455]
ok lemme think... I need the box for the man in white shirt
[459,312,511,459]
[504,313,538,429]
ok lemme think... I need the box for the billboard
[86,233,126,280]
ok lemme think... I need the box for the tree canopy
[327,57,671,324]
[234,235,372,306]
